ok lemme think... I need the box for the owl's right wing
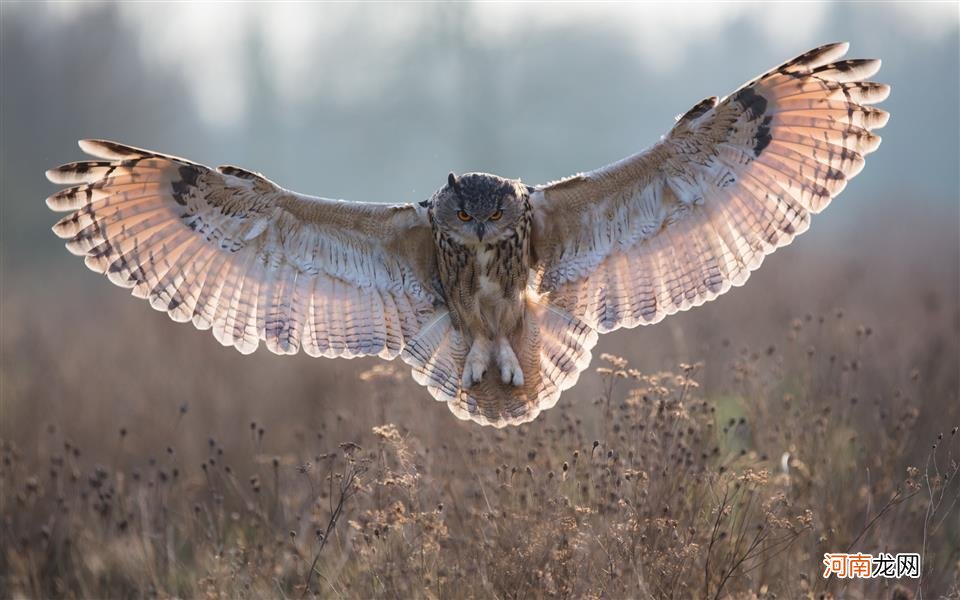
[47,140,441,358]
[530,42,888,332]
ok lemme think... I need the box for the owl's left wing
[531,42,888,332]
[46,140,440,358]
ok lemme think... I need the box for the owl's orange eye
[489,209,503,221]
[457,210,472,222]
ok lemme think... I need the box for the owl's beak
[474,221,486,242]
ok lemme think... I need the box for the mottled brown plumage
[430,174,534,390]
[45,43,887,427]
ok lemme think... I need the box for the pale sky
[39,2,959,128]
[3,0,957,250]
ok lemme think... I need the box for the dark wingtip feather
[46,161,109,184]
[79,139,150,160]
[783,42,849,72]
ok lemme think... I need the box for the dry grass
[2,231,959,598]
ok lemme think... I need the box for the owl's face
[431,172,530,246]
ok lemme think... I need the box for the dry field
[2,217,959,599]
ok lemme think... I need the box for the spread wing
[47,140,440,358]
[531,42,888,332]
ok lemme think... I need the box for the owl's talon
[461,361,486,388]
[462,338,492,388]
[497,338,524,387]
[500,363,524,387]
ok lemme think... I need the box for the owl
[46,43,888,427]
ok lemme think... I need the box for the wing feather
[532,43,887,332]
[47,140,441,358]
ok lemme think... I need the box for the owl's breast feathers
[430,200,533,340]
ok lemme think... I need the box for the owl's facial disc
[439,172,526,245]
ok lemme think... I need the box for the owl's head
[430,172,531,245]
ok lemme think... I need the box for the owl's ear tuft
[447,172,459,191]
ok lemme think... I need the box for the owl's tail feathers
[400,298,599,428]
[400,311,469,405]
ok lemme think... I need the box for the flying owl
[46,43,888,427]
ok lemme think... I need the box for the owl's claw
[500,362,524,387]
[461,359,486,388]
[497,338,524,387]
[462,338,492,388]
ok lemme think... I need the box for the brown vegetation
[2,234,959,598]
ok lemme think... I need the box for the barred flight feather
[47,140,441,360]
[532,42,887,333]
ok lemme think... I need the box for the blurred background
[2,1,958,445]
[1,2,959,596]
[3,1,957,439]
